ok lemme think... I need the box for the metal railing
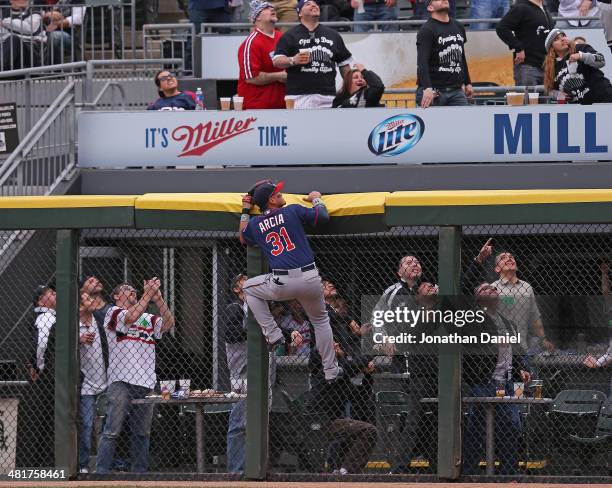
[0,81,77,196]
[0,1,136,71]
[196,15,601,34]
[382,85,554,107]
[0,58,184,136]
[143,23,195,73]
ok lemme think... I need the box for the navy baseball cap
[252,180,284,210]
[297,0,319,13]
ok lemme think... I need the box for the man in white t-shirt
[78,291,107,473]
[95,278,175,474]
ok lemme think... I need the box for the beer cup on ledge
[220,97,231,110]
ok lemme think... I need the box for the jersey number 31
[266,227,296,256]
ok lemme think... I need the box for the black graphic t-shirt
[553,44,612,104]
[274,24,352,96]
[416,17,471,90]
[496,0,555,68]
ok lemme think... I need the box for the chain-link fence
[2,216,612,479]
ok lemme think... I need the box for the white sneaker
[332,468,348,475]
[79,468,89,474]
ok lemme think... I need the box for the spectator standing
[412,0,455,19]
[80,275,113,330]
[416,0,473,108]
[332,63,385,107]
[43,0,86,64]
[0,0,46,70]
[490,250,555,352]
[185,0,230,71]
[373,255,422,368]
[147,70,200,110]
[224,274,301,473]
[78,292,107,474]
[321,278,374,424]
[600,0,612,54]
[543,29,612,103]
[237,0,287,109]
[496,0,555,86]
[462,283,531,475]
[33,285,56,378]
[272,0,353,109]
[556,0,600,28]
[29,285,56,467]
[351,0,397,33]
[188,0,230,32]
[470,0,510,30]
[96,279,175,474]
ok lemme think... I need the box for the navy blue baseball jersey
[242,204,326,269]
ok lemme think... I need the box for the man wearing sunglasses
[147,70,201,111]
[96,278,175,473]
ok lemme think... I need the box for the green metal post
[54,229,80,476]
[245,245,269,480]
[437,225,462,479]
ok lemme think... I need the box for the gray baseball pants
[243,266,340,381]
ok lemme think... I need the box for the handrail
[0,58,184,81]
[0,62,87,80]
[87,58,185,68]
[77,81,127,110]
[0,82,75,188]
[198,15,601,31]
[385,85,546,95]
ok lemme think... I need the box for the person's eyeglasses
[157,73,176,83]
[121,287,137,295]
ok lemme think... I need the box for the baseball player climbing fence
[1,198,612,481]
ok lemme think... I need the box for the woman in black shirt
[543,28,612,104]
[332,63,385,108]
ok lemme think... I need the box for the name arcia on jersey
[259,213,285,233]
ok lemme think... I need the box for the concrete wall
[80,162,612,195]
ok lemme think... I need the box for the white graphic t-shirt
[104,306,163,389]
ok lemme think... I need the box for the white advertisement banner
[78,105,612,167]
[0,398,19,473]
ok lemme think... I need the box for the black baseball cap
[252,180,284,210]
[33,285,52,305]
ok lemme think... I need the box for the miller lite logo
[172,117,257,157]
[368,114,425,157]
